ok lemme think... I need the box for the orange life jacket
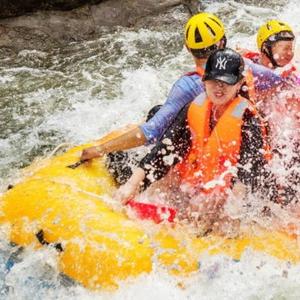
[176,95,264,193]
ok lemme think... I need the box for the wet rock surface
[0,0,199,52]
[0,0,104,18]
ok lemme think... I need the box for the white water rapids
[0,0,300,299]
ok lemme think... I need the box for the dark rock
[90,0,188,29]
[0,0,104,18]
[0,0,200,52]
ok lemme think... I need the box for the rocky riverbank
[0,0,200,52]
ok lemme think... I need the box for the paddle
[126,199,176,223]
[67,160,86,169]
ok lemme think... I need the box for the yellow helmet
[185,12,225,50]
[257,20,295,50]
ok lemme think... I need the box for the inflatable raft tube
[0,130,300,290]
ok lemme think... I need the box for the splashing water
[0,0,300,298]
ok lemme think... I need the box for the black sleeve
[237,109,277,197]
[138,105,191,189]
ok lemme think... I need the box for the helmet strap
[262,43,280,68]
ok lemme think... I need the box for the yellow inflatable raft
[0,132,300,290]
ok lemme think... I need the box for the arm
[140,75,204,143]
[237,110,277,198]
[244,58,287,99]
[81,75,203,161]
[139,105,191,189]
[115,106,191,203]
[237,110,267,188]
[81,126,146,161]
[114,167,146,204]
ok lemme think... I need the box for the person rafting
[80,12,227,162]
[242,20,296,75]
[114,49,273,233]
[238,20,299,107]
[80,12,288,173]
[240,20,300,205]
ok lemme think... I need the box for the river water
[0,0,300,299]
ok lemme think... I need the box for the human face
[271,40,294,67]
[204,80,242,106]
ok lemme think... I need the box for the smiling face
[204,79,243,106]
[271,40,294,67]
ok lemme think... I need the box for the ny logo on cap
[215,57,228,70]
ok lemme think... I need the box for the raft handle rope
[45,142,86,169]
[36,229,63,252]
[5,144,72,191]
[47,143,72,159]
